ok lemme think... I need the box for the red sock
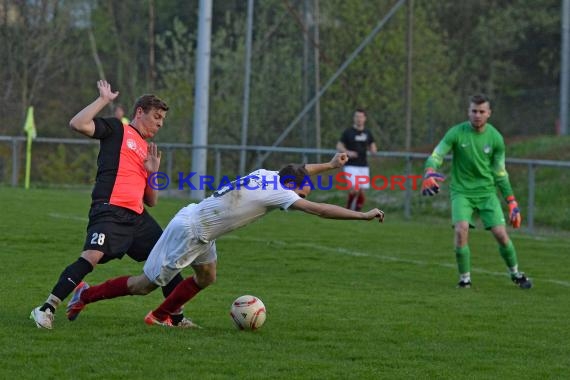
[356,193,365,211]
[153,277,202,320]
[346,193,356,209]
[81,276,131,304]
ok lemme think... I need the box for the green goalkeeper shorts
[451,193,506,229]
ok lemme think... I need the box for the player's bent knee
[138,285,157,295]
[206,272,217,286]
[127,275,158,295]
[134,282,157,295]
[193,262,217,288]
[195,271,216,288]
[492,230,510,246]
[80,250,105,267]
[454,222,469,232]
[196,273,216,288]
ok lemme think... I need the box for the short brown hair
[131,94,169,118]
[469,94,491,108]
[278,164,309,189]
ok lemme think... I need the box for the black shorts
[83,203,163,264]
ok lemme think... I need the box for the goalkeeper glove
[506,195,522,229]
[421,168,445,196]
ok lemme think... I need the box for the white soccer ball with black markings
[230,295,266,330]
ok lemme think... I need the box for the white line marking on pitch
[222,235,570,288]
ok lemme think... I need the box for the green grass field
[1,187,569,379]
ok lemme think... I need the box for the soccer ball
[230,295,266,331]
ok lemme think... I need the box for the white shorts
[143,204,217,286]
[341,165,371,190]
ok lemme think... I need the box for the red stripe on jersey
[109,124,148,214]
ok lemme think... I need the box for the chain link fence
[2,136,570,234]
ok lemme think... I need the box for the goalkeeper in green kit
[421,94,532,289]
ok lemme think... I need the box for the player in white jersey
[143,168,305,286]
[66,153,385,328]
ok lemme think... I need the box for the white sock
[459,273,471,282]
[46,294,62,310]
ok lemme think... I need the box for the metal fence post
[11,137,20,187]
[404,155,412,219]
[215,149,221,184]
[2,137,570,234]
[527,163,535,233]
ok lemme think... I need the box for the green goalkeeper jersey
[425,121,513,198]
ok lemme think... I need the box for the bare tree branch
[88,26,106,80]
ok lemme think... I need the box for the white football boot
[30,307,54,329]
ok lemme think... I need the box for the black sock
[50,257,94,301]
[162,274,185,321]
[171,314,184,325]
[40,303,56,313]
[161,273,184,298]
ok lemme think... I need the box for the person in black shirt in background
[336,108,378,211]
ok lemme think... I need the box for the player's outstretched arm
[336,142,358,159]
[290,199,384,223]
[69,80,119,137]
[304,153,349,176]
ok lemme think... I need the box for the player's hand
[363,208,384,223]
[97,80,119,102]
[421,168,445,196]
[331,152,349,168]
[346,150,358,159]
[507,196,522,229]
[144,142,162,173]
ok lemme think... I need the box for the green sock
[455,245,471,274]
[499,240,518,269]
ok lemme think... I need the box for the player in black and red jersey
[31,80,189,329]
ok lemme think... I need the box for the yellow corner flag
[24,106,37,139]
[23,106,36,189]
